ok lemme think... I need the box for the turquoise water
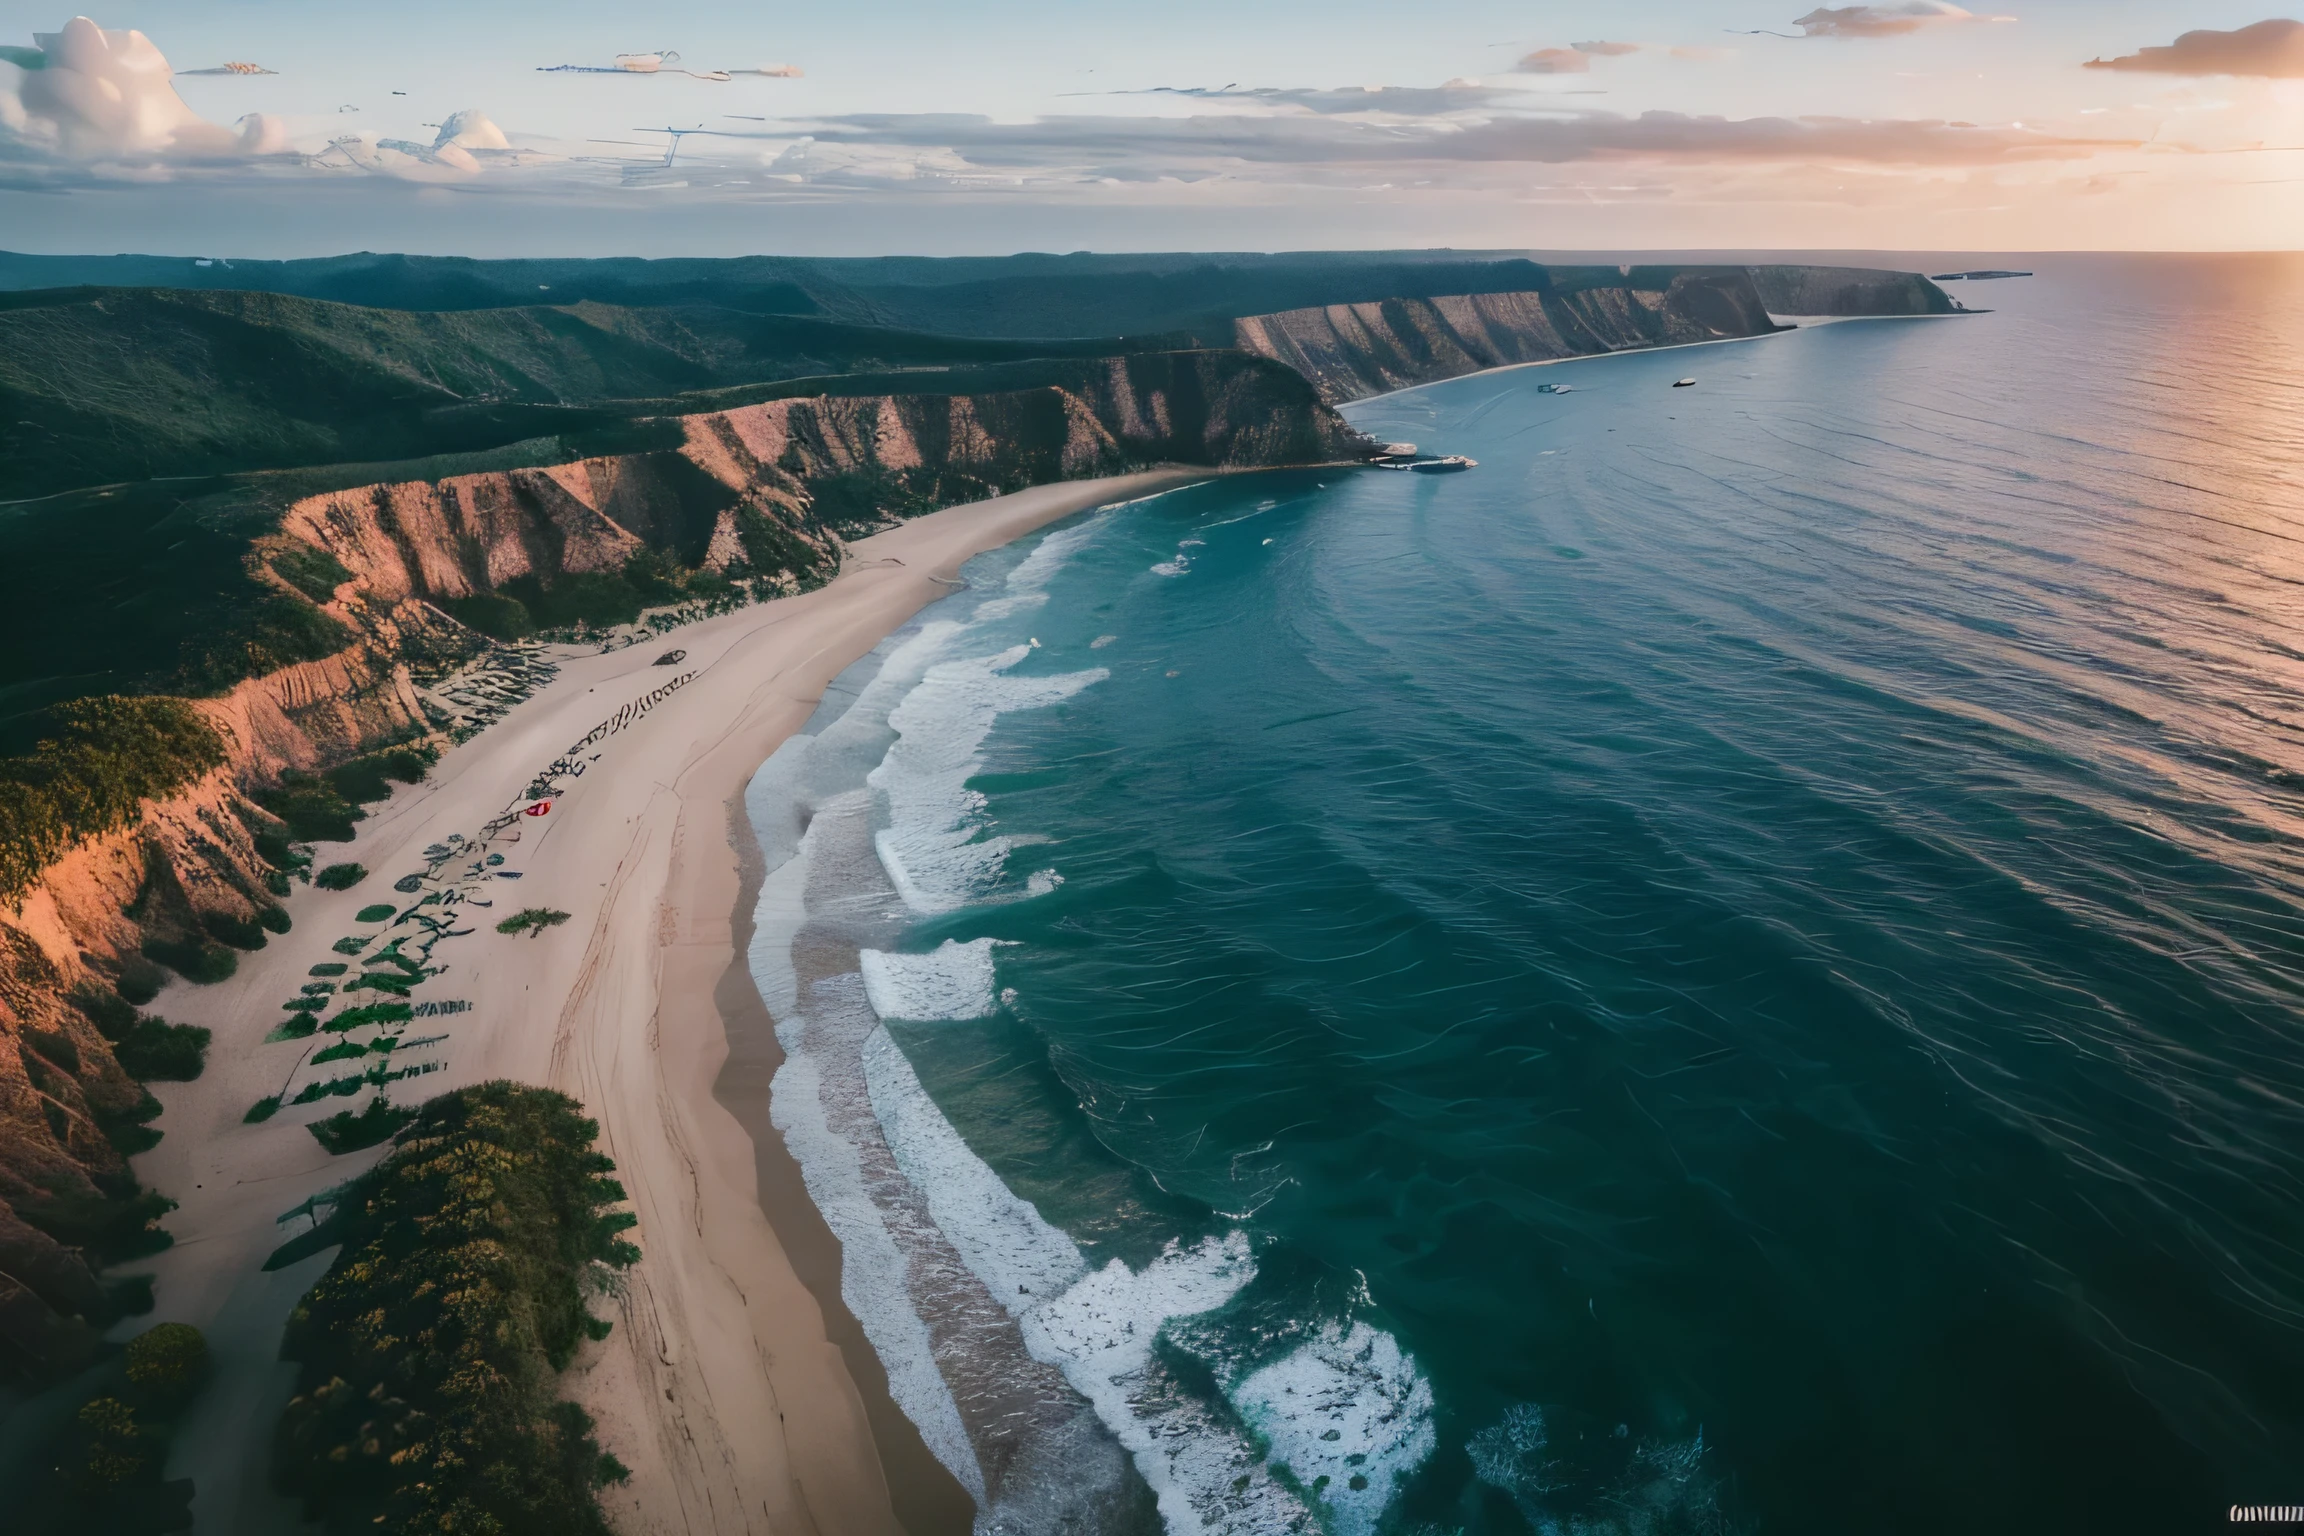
[755,256,2304,1535]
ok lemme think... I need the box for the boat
[1672,378,1696,388]
[1410,456,1476,474]
[1535,382,1571,394]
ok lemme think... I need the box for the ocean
[742,254,2304,1536]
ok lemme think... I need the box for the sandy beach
[121,468,1201,1535]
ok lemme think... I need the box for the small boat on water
[1411,456,1477,474]
[1535,382,1572,394]
[1672,378,1696,388]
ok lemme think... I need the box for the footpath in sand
[123,469,1199,1535]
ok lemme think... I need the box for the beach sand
[122,468,1200,1535]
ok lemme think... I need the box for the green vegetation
[330,935,369,954]
[0,697,226,904]
[314,862,366,889]
[15,1321,212,1536]
[124,1322,209,1396]
[268,1082,638,1534]
[307,1095,417,1154]
[245,1094,282,1123]
[308,961,348,976]
[497,907,572,938]
[139,935,236,985]
[324,1001,414,1033]
[254,744,432,844]
[353,904,395,923]
[111,1018,211,1081]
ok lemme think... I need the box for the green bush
[201,911,269,951]
[354,903,395,923]
[114,1018,211,1082]
[113,956,164,1005]
[125,1322,209,1396]
[245,1095,282,1123]
[307,1095,417,1154]
[497,907,572,938]
[71,983,139,1040]
[258,905,292,934]
[269,544,354,604]
[140,936,236,984]
[441,591,535,639]
[330,935,369,955]
[0,697,227,904]
[314,862,366,890]
[308,962,348,976]
[255,772,360,842]
[271,1082,638,1534]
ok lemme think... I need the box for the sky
[1,1,2300,257]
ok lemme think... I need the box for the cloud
[1117,81,1519,115]
[1779,3,2012,38]
[0,17,286,162]
[775,107,2129,174]
[1515,48,1590,74]
[1573,40,1642,56]
[1672,45,1736,60]
[2083,19,2304,77]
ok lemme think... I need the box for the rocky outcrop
[1743,265,1956,318]
[1234,272,1786,404]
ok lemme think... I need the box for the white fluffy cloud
[0,16,286,161]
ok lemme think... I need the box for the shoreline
[118,466,1206,1534]
[1339,311,1965,407]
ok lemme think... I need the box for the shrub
[258,905,291,934]
[497,907,572,938]
[307,1095,417,1154]
[255,772,360,842]
[245,1095,282,1123]
[441,591,535,640]
[114,1018,211,1082]
[330,935,368,955]
[140,936,236,985]
[113,956,164,1005]
[269,544,354,604]
[202,911,268,951]
[354,904,395,923]
[271,1082,638,1534]
[71,983,139,1040]
[124,1322,209,1395]
[307,962,348,976]
[314,862,366,890]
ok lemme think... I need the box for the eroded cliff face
[0,349,1366,1377]
[1233,274,1787,404]
[1743,264,1956,318]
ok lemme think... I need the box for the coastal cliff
[0,349,1365,1377]
[1234,265,1954,404]
[1743,263,1957,317]
[1235,271,1785,404]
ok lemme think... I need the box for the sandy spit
[122,469,1203,1535]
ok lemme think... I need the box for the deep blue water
[766,255,2304,1536]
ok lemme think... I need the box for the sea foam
[859,938,1000,1021]
[868,644,1105,913]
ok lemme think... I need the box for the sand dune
[123,469,1199,1535]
